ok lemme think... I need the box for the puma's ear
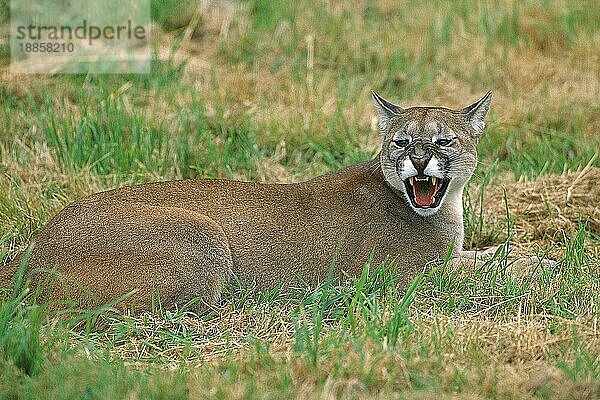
[461,91,492,134]
[371,90,403,133]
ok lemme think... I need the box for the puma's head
[372,91,492,217]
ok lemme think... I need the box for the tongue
[413,180,438,207]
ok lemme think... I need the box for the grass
[1,0,599,398]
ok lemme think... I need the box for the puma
[1,91,492,312]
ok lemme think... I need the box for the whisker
[369,159,382,176]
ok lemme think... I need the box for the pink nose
[409,153,431,174]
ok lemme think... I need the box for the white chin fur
[411,204,442,217]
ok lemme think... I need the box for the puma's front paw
[506,256,559,276]
[456,246,559,276]
[460,245,502,261]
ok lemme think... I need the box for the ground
[0,1,599,398]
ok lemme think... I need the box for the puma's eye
[436,137,454,146]
[393,138,410,147]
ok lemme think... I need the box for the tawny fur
[1,92,492,312]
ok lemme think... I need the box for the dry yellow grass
[481,165,600,258]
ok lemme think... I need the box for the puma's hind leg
[23,201,233,314]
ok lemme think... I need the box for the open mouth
[404,175,450,209]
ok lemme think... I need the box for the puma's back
[1,91,492,311]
